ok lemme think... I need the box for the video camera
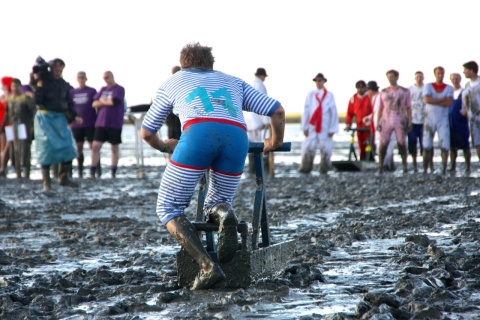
[32,56,51,81]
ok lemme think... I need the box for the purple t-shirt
[71,86,97,129]
[94,84,125,129]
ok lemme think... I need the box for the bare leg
[449,149,457,172]
[423,149,432,174]
[440,149,449,175]
[464,148,471,173]
[398,144,408,173]
[90,140,103,178]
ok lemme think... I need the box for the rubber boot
[440,149,448,175]
[464,149,471,174]
[77,153,84,178]
[41,166,52,192]
[59,163,78,187]
[206,203,239,263]
[166,216,225,290]
[299,152,314,174]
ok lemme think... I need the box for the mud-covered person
[140,42,285,290]
[33,57,81,191]
[376,70,412,173]
[0,79,36,179]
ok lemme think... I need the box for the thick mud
[1,126,480,319]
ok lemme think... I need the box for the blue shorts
[157,120,249,224]
[171,121,248,174]
[407,124,423,155]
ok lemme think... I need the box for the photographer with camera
[32,57,81,192]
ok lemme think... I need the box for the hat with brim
[312,73,327,82]
[367,81,379,91]
[255,68,268,77]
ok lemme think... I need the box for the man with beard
[422,66,453,174]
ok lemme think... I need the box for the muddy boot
[42,166,52,192]
[464,149,471,174]
[207,203,239,263]
[59,163,78,187]
[299,153,314,174]
[77,154,84,178]
[440,149,448,175]
[166,216,225,290]
[191,263,226,290]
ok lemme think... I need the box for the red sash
[432,82,446,93]
[309,89,328,133]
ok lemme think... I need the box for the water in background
[11,122,465,180]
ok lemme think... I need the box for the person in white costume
[299,73,339,174]
[244,68,271,173]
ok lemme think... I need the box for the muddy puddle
[1,124,480,319]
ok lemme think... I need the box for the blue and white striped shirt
[142,68,281,133]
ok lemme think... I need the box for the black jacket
[34,75,76,122]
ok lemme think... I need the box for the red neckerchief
[431,82,446,93]
[309,89,328,133]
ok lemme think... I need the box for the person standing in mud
[448,73,471,173]
[90,71,125,179]
[33,58,80,191]
[363,81,396,170]
[345,80,373,161]
[0,79,36,179]
[71,71,97,178]
[299,73,339,174]
[244,67,272,173]
[422,66,453,175]
[461,60,480,163]
[408,71,426,172]
[376,69,412,173]
[140,42,285,290]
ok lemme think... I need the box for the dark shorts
[407,124,423,155]
[94,127,122,144]
[72,127,95,143]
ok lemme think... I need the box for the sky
[2,0,480,116]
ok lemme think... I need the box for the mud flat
[1,160,479,319]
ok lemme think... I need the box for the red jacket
[346,93,373,128]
